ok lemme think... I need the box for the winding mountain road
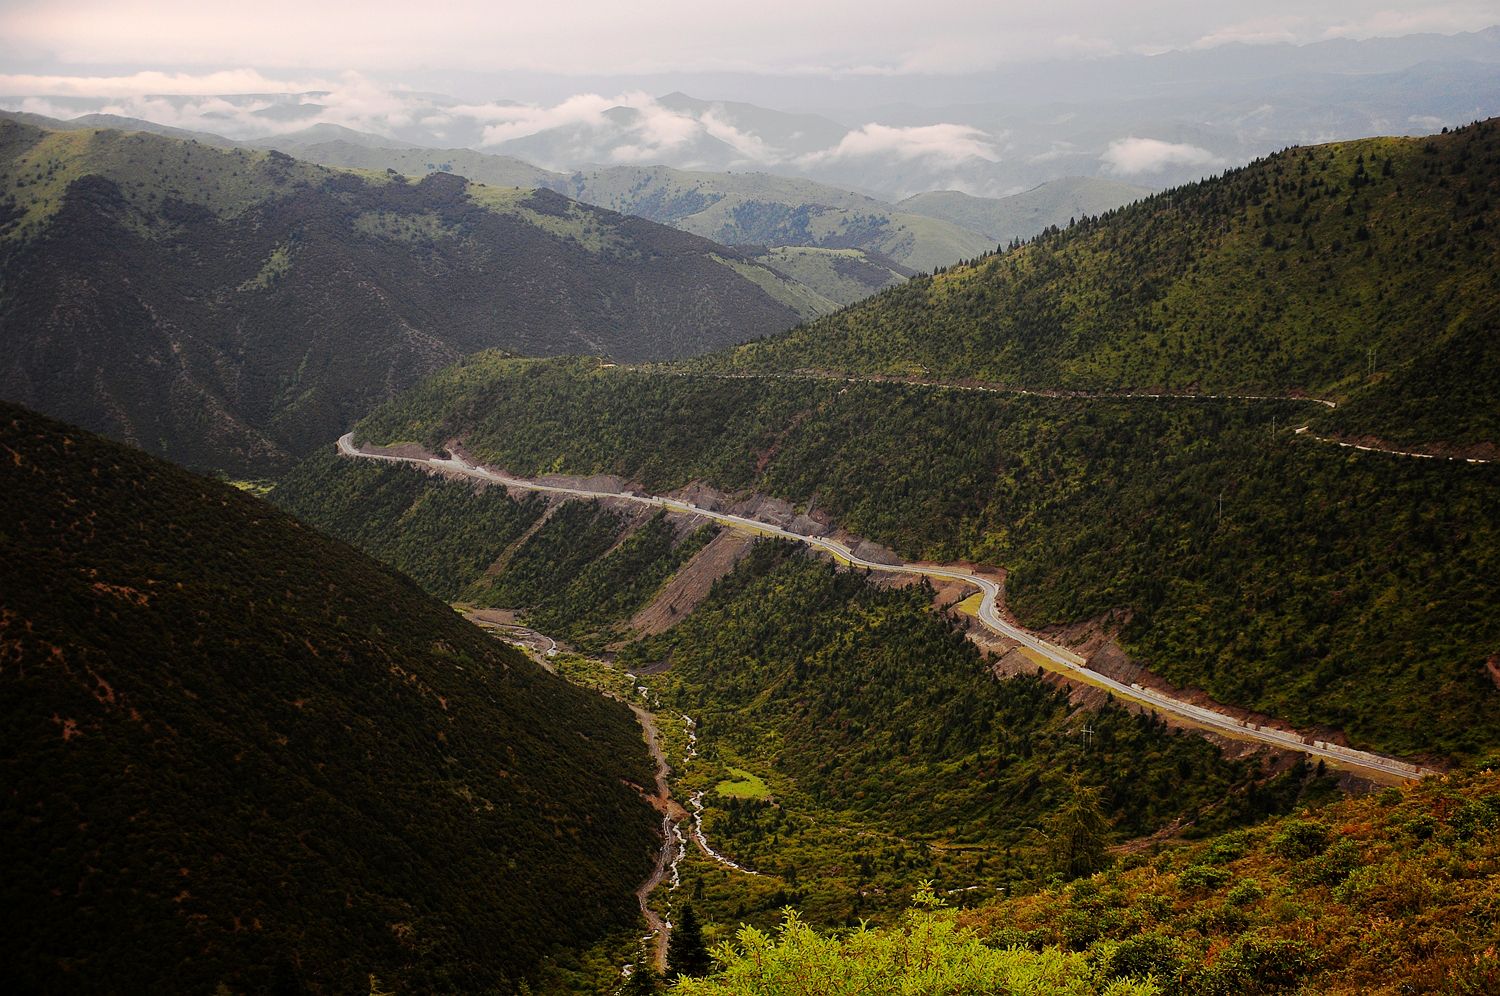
[337,432,1434,782]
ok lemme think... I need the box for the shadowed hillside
[0,402,658,994]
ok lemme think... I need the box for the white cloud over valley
[1100,137,1223,175]
[803,123,1002,165]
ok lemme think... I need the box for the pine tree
[621,965,660,994]
[1047,775,1111,878]
[667,903,712,978]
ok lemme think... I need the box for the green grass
[716,767,773,801]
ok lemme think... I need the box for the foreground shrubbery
[652,771,1500,995]
[959,769,1500,994]
[671,888,1156,996]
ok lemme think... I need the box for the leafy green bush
[1200,933,1314,994]
[669,888,1158,996]
[1225,878,1265,907]
[1177,865,1232,893]
[1101,932,1185,982]
[1270,820,1332,860]
[1292,837,1361,887]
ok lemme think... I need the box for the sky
[3,0,1497,80]
[1,0,1495,196]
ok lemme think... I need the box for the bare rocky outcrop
[626,531,756,638]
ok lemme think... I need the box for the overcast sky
[3,0,1498,81]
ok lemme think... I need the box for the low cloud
[1190,17,1304,49]
[470,92,620,146]
[1101,137,1221,175]
[468,91,789,168]
[805,123,1000,165]
[0,68,320,98]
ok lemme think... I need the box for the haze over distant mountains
[5,27,1497,197]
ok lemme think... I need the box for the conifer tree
[667,903,712,978]
[621,965,660,994]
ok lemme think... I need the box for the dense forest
[348,355,1500,761]
[272,448,548,599]
[615,542,1328,932]
[706,120,1500,453]
[0,402,659,994]
[0,115,816,476]
[272,454,720,651]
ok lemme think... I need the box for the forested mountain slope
[713,120,1500,453]
[343,355,1500,762]
[0,402,658,994]
[0,116,816,476]
[273,454,1329,931]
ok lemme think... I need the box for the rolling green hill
[713,120,1500,454]
[282,143,995,273]
[897,176,1154,244]
[744,245,910,306]
[343,354,1500,763]
[282,138,556,188]
[551,165,993,273]
[0,116,817,477]
[0,401,658,994]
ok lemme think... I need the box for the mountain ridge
[0,116,819,475]
[710,119,1500,453]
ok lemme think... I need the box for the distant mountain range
[6,28,1495,198]
[286,142,1008,273]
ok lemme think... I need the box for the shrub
[1178,865,1232,892]
[1102,931,1185,982]
[1226,878,1265,907]
[1200,932,1314,993]
[1201,831,1251,865]
[1452,800,1499,841]
[1270,820,1332,860]
[1293,837,1362,887]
